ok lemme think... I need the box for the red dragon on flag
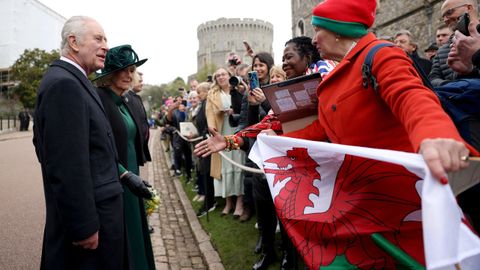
[263,147,425,269]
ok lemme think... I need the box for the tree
[196,63,217,82]
[165,77,186,96]
[11,48,60,109]
[141,84,165,112]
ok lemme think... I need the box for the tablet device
[262,73,321,133]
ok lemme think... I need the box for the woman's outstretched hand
[419,138,470,185]
[194,128,226,157]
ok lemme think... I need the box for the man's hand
[121,172,153,199]
[243,40,254,58]
[166,101,180,122]
[72,231,99,250]
[447,45,474,74]
[193,127,226,157]
[448,20,480,73]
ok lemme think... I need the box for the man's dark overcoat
[33,59,126,270]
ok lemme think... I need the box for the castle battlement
[197,18,273,33]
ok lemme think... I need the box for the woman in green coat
[94,44,155,270]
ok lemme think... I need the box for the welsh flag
[249,135,480,270]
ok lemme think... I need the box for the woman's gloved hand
[121,172,153,199]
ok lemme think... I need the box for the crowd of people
[157,0,480,269]
[33,0,480,269]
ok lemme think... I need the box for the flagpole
[370,233,425,270]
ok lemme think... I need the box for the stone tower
[291,0,466,58]
[197,18,273,72]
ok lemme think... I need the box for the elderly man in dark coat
[33,16,129,269]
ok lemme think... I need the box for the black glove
[121,172,152,199]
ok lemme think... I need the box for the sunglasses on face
[442,3,468,18]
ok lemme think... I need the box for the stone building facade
[196,18,273,72]
[1,0,65,112]
[291,0,455,58]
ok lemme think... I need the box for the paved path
[0,130,223,269]
[148,129,223,270]
[0,131,44,269]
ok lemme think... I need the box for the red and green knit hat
[311,0,377,37]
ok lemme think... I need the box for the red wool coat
[285,33,473,154]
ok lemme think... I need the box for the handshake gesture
[121,172,153,199]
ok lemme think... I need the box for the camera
[228,58,241,66]
[227,54,242,67]
[229,76,243,86]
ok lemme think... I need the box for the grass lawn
[180,175,281,270]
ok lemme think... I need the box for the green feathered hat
[93,44,147,81]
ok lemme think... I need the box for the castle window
[297,20,305,36]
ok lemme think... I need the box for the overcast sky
[38,0,293,85]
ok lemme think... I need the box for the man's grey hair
[60,16,94,56]
[394,29,413,40]
[394,29,418,50]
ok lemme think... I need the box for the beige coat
[206,88,227,180]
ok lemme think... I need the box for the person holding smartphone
[450,20,480,69]
[448,12,480,74]
[251,52,274,87]
[429,0,480,85]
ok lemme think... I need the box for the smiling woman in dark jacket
[94,44,155,270]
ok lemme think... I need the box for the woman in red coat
[284,0,475,184]
[262,1,477,268]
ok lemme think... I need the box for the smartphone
[248,71,259,94]
[243,40,252,51]
[456,13,470,36]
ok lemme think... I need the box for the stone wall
[291,0,453,58]
[291,0,318,38]
[374,0,444,56]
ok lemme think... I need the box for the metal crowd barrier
[0,116,18,132]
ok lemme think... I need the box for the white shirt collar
[60,56,87,77]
